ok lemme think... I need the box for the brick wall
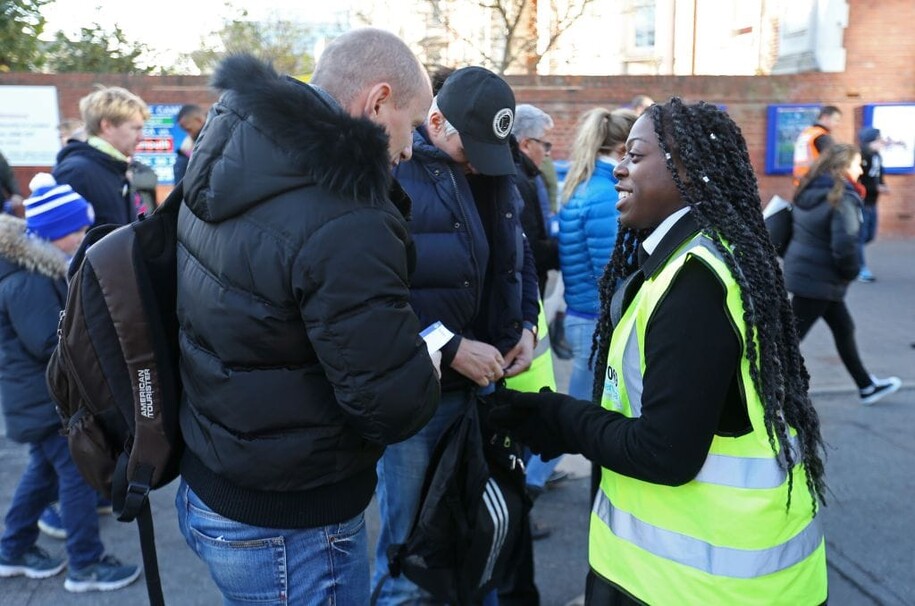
[3,0,914,234]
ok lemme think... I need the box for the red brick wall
[3,0,914,234]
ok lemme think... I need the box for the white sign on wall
[0,86,61,167]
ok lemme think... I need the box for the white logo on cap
[493,108,513,139]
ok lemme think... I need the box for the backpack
[373,394,530,605]
[46,183,184,606]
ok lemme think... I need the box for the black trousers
[792,295,872,389]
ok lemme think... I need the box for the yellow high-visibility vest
[504,301,556,393]
[591,233,827,605]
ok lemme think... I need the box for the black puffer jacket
[784,175,863,301]
[0,216,68,444]
[177,55,440,529]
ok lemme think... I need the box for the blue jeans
[0,433,103,569]
[373,389,474,605]
[564,313,599,401]
[176,479,368,605]
[525,453,561,491]
[858,204,878,268]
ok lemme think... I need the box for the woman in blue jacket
[558,108,637,401]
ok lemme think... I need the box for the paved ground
[0,238,912,605]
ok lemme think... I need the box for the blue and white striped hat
[24,173,95,241]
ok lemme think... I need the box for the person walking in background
[793,105,841,185]
[785,143,902,405]
[489,99,828,605]
[511,104,559,296]
[627,94,654,116]
[0,151,23,217]
[0,174,141,593]
[172,104,207,184]
[56,120,86,147]
[53,86,149,228]
[558,108,637,407]
[172,30,440,605]
[856,127,889,283]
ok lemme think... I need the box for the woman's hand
[487,387,572,461]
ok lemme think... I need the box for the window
[633,0,656,48]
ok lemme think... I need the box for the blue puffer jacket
[0,216,68,444]
[394,128,538,389]
[559,159,619,316]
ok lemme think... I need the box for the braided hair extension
[589,98,826,512]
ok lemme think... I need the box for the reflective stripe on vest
[592,490,823,579]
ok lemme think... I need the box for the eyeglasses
[528,138,553,153]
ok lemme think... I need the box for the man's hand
[502,328,535,378]
[451,338,505,386]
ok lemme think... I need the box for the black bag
[763,195,793,256]
[46,184,184,606]
[374,395,530,605]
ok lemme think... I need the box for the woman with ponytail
[491,99,828,605]
[558,107,637,403]
[785,143,901,405]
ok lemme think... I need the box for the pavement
[0,238,913,605]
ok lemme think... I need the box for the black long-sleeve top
[552,213,749,486]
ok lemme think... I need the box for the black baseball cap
[436,66,516,176]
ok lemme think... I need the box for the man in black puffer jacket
[174,30,440,605]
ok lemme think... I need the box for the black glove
[487,387,574,461]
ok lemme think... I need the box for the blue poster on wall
[862,103,915,174]
[765,104,821,175]
[133,104,186,186]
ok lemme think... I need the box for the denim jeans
[858,204,878,267]
[524,454,561,491]
[372,388,474,605]
[564,313,599,401]
[176,479,369,605]
[0,433,103,569]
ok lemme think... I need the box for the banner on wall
[0,86,61,166]
[133,104,188,186]
[862,103,915,174]
[764,104,821,175]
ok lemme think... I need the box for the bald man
[173,29,440,604]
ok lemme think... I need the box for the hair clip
[665,153,672,160]
[709,133,718,141]
[702,176,710,183]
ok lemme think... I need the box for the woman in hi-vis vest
[490,99,828,605]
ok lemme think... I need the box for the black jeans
[792,295,872,389]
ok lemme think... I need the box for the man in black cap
[373,66,540,604]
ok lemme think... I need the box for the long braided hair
[589,98,826,511]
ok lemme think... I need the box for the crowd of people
[0,24,904,605]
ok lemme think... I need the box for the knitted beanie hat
[858,127,881,146]
[24,173,95,241]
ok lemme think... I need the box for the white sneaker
[859,376,902,406]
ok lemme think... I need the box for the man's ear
[428,110,445,135]
[361,82,393,118]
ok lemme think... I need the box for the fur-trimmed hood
[0,215,68,282]
[183,54,393,223]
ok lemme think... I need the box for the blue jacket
[0,216,68,443]
[559,159,619,316]
[53,141,135,227]
[394,128,538,389]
